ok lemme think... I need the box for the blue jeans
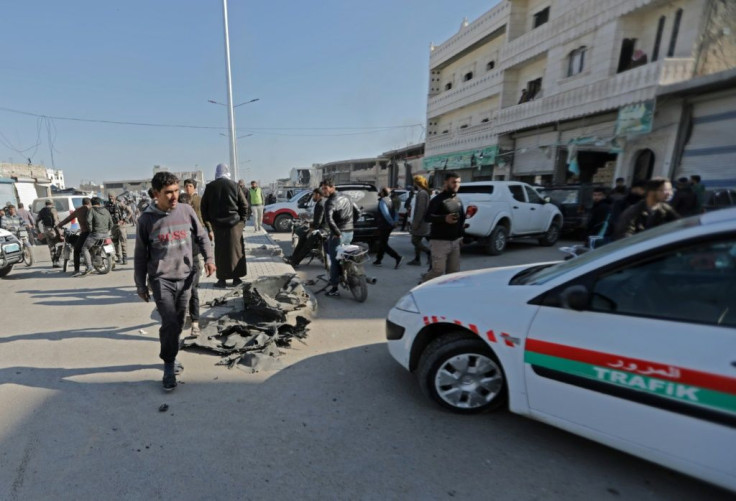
[328,231,353,286]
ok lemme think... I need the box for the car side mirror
[559,285,590,311]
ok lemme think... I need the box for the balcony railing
[429,2,510,69]
[500,0,655,69]
[426,120,497,157]
[427,70,503,118]
[494,58,694,134]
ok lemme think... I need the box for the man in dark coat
[614,178,680,239]
[670,177,699,217]
[585,188,613,243]
[200,163,250,288]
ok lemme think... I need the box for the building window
[486,61,495,71]
[567,46,586,77]
[442,129,449,134]
[463,71,473,82]
[652,16,666,62]
[667,9,683,57]
[533,7,550,29]
[481,118,490,123]
[445,82,453,91]
[460,124,469,129]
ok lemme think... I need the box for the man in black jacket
[200,163,250,288]
[670,177,699,217]
[614,177,679,239]
[422,172,465,282]
[322,178,355,297]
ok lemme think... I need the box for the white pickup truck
[458,181,563,255]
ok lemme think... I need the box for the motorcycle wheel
[93,251,113,275]
[23,244,34,267]
[348,273,368,303]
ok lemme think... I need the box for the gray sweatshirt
[134,202,213,291]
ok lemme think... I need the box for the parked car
[535,184,606,235]
[386,208,736,492]
[335,183,379,246]
[703,188,736,212]
[263,190,312,232]
[0,227,24,278]
[31,195,87,230]
[458,181,563,255]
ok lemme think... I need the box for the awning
[423,145,498,171]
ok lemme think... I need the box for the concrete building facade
[424,0,736,188]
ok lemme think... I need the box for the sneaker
[407,259,421,266]
[163,362,177,391]
[72,271,84,277]
[326,287,339,297]
[52,261,61,268]
[232,278,243,287]
[372,260,382,267]
[174,359,184,375]
[121,257,127,265]
[394,256,403,269]
[214,279,227,288]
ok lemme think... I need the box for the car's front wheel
[417,332,507,414]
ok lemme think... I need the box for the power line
[0,105,422,133]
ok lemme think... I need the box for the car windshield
[289,191,307,203]
[514,216,703,285]
[538,188,578,204]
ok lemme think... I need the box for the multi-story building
[45,168,65,189]
[424,0,736,187]
[382,143,425,189]
[318,158,390,187]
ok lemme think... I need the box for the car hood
[264,201,296,212]
[410,264,551,309]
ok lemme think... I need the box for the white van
[32,196,88,230]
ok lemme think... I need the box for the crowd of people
[584,174,706,245]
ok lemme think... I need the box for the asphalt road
[0,230,730,500]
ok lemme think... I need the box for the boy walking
[134,172,215,391]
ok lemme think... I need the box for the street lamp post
[221,0,238,180]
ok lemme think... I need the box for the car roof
[460,181,525,186]
[700,206,736,225]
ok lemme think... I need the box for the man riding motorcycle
[78,197,113,277]
[37,200,62,267]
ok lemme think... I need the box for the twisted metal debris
[181,274,314,371]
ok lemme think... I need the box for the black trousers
[152,276,193,363]
[189,257,201,322]
[73,232,90,271]
[291,227,321,266]
[375,226,400,262]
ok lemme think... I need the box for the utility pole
[222,0,238,180]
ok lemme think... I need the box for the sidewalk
[197,225,296,311]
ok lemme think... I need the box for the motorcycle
[13,226,34,267]
[61,229,115,274]
[312,231,376,302]
[87,235,116,274]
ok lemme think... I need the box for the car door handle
[732,361,736,368]
[513,206,519,209]
[530,207,536,210]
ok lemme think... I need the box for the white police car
[387,208,736,491]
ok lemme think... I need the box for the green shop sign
[615,100,655,136]
[423,145,498,171]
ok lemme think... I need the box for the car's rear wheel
[484,225,507,255]
[539,221,560,246]
[273,214,292,233]
[417,332,507,414]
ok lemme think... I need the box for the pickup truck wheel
[539,222,560,246]
[484,226,507,255]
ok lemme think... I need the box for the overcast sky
[0,0,499,186]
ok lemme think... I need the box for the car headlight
[394,293,420,314]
